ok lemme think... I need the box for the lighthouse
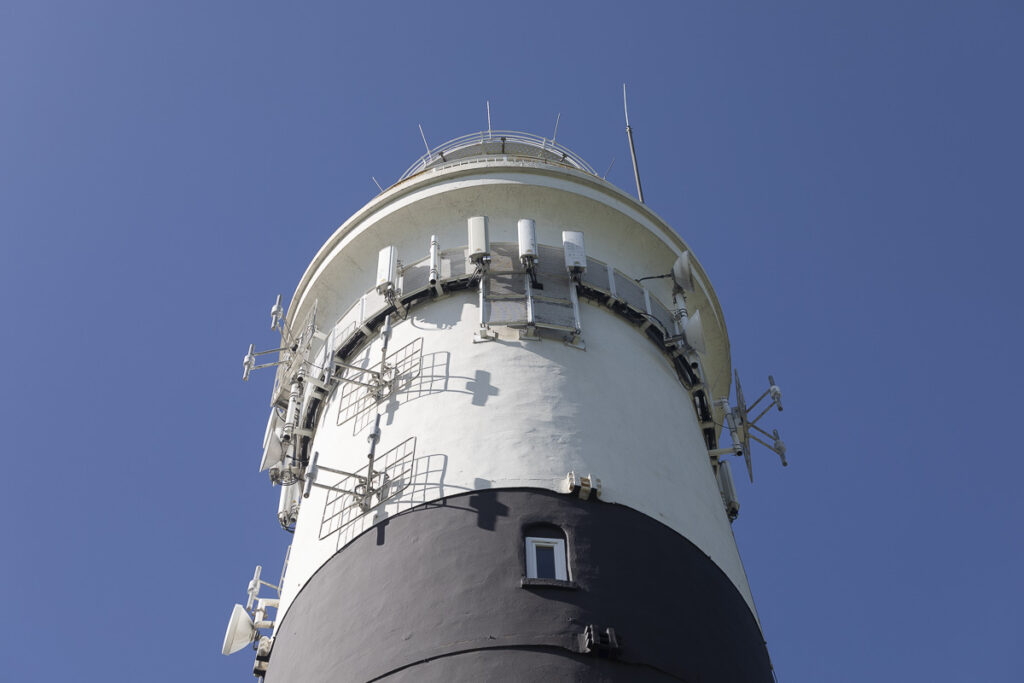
[223,130,786,681]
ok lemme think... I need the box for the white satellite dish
[684,310,707,355]
[672,251,694,292]
[221,604,257,656]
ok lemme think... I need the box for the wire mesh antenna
[623,84,645,204]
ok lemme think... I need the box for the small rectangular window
[525,537,567,580]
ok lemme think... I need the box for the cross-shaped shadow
[466,369,499,406]
[468,486,509,531]
[375,517,389,546]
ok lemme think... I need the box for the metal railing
[398,130,598,182]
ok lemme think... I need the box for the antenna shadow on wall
[318,448,451,552]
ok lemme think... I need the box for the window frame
[524,536,568,581]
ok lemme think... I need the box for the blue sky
[3,2,1022,681]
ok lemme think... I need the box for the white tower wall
[229,140,777,682]
[274,163,751,621]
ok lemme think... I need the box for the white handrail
[397,130,598,182]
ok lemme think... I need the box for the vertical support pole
[429,235,442,295]
[623,84,645,204]
[525,274,536,328]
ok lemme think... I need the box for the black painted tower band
[266,489,772,682]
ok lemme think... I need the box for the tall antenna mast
[623,83,645,204]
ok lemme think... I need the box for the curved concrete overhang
[286,157,734,403]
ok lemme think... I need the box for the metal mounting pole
[623,84,645,204]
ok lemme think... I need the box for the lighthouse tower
[223,130,786,681]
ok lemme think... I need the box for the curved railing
[397,130,598,182]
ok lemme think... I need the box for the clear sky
[3,2,1022,681]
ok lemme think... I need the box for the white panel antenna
[518,219,538,265]
[562,231,586,276]
[468,216,490,264]
[518,218,544,291]
[375,246,409,317]
[376,246,398,294]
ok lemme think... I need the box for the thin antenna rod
[372,177,384,192]
[623,84,645,203]
[603,157,615,180]
[418,124,431,156]
[486,101,492,136]
[552,112,561,144]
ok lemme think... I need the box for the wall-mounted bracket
[474,326,498,343]
[566,471,602,500]
[252,636,274,677]
[221,567,281,661]
[517,323,540,341]
[578,624,620,657]
[382,285,408,319]
[563,332,586,350]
